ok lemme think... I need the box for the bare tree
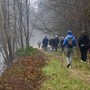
[0,0,90,66]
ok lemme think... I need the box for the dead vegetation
[0,50,47,90]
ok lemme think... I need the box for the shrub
[16,46,37,56]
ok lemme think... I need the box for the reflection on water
[0,53,5,75]
[0,29,51,75]
[0,0,50,75]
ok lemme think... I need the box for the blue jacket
[63,31,76,48]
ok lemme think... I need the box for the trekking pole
[74,47,78,67]
[88,49,90,64]
[61,50,65,66]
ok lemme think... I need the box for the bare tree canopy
[0,0,90,66]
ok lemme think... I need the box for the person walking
[53,35,59,52]
[42,36,49,51]
[78,30,89,63]
[38,40,41,48]
[60,36,64,52]
[49,37,54,51]
[63,30,76,68]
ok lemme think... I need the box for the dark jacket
[53,37,59,47]
[61,39,64,47]
[78,35,89,49]
[42,37,49,46]
[49,38,54,46]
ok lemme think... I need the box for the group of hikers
[42,35,59,52]
[38,30,90,68]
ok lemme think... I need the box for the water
[0,29,51,75]
[30,29,51,48]
[0,53,5,75]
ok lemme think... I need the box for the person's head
[45,36,47,38]
[55,35,58,37]
[67,30,72,35]
[51,36,53,39]
[81,30,86,36]
[61,36,64,39]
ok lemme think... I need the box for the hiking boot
[81,60,83,62]
[67,63,70,67]
[69,66,72,69]
[83,61,86,63]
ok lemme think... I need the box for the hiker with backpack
[63,30,76,68]
[78,30,89,63]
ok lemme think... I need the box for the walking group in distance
[38,30,90,68]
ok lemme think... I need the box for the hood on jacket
[67,30,72,35]
[67,30,73,38]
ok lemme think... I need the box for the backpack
[67,37,73,48]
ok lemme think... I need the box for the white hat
[55,35,58,37]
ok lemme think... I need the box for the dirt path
[69,69,90,83]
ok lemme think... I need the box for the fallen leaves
[0,50,47,90]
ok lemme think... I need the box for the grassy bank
[40,52,90,90]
